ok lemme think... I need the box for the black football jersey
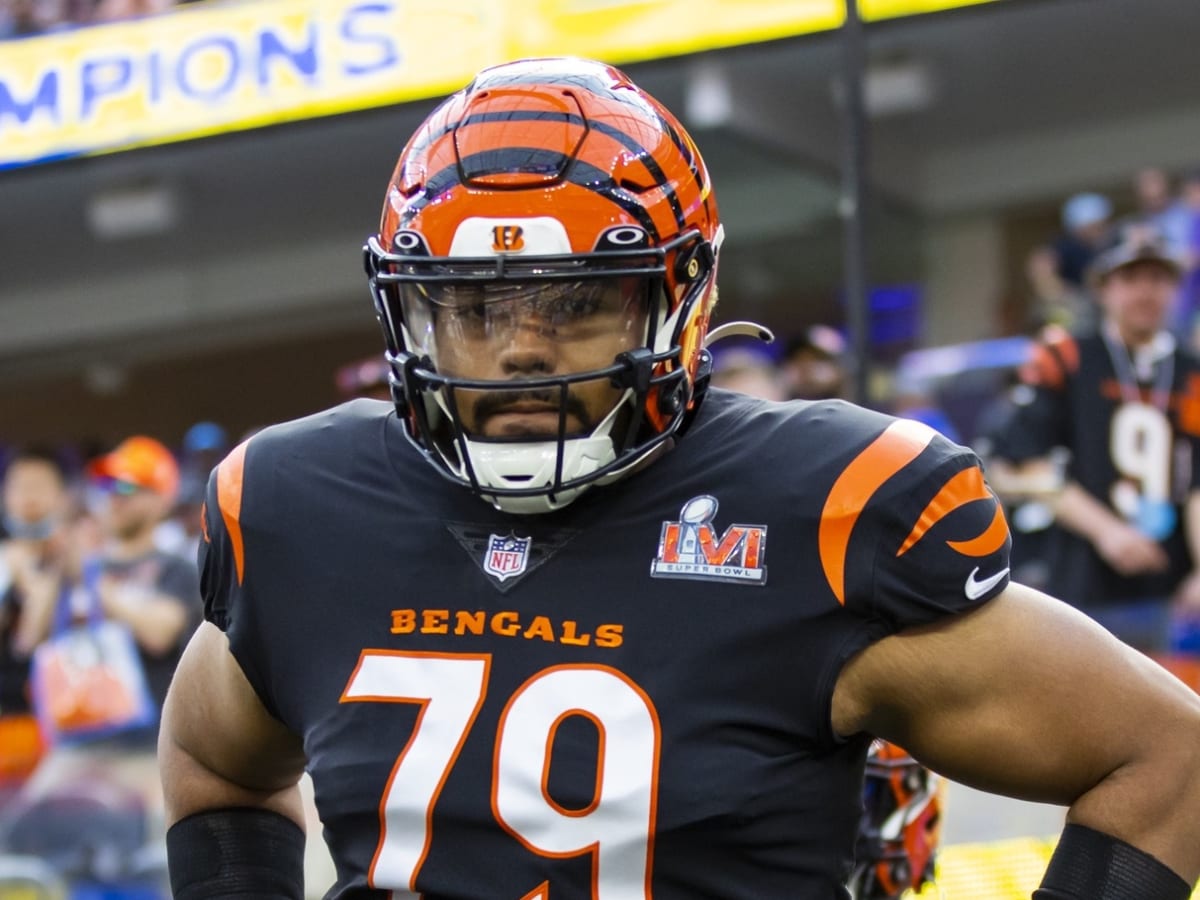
[199,389,1010,900]
[991,327,1200,605]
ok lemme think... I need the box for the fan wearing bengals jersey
[158,59,1200,900]
[989,227,1200,652]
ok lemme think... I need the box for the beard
[466,387,598,438]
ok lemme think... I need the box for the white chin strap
[448,387,634,515]
[466,435,616,514]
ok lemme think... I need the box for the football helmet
[848,740,943,900]
[365,57,722,514]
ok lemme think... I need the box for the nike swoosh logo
[964,566,1009,600]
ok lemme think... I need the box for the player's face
[1101,261,1179,342]
[408,277,651,439]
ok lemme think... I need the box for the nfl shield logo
[484,533,531,582]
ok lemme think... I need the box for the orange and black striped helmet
[848,740,942,900]
[365,57,723,514]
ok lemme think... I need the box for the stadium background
[3,0,1200,896]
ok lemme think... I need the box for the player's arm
[833,581,1200,896]
[160,441,309,900]
[160,621,308,899]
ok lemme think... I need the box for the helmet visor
[399,276,652,374]
[398,276,654,441]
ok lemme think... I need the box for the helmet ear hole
[673,241,714,285]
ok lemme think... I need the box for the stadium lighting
[86,181,179,240]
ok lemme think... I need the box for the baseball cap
[87,436,180,500]
[1088,225,1185,283]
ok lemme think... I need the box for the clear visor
[399,276,653,378]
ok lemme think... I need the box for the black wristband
[1033,823,1191,900]
[166,807,305,900]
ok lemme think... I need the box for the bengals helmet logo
[491,225,525,252]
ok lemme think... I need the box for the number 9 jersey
[198,389,1010,899]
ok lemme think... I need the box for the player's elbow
[1077,677,1200,881]
[1156,701,1200,822]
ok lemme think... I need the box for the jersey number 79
[341,650,662,898]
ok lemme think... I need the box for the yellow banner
[0,0,502,168]
[0,0,1005,169]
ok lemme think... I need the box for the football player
[159,59,1200,899]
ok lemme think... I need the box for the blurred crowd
[1024,165,1200,342]
[0,0,202,38]
[0,424,224,895]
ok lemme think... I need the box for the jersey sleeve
[198,468,235,631]
[868,439,1012,630]
[197,441,281,719]
[816,413,1011,630]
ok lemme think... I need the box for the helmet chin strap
[454,387,635,515]
[471,437,614,514]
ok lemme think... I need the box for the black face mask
[3,514,58,542]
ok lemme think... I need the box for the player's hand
[1094,523,1170,576]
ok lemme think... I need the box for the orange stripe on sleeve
[896,466,993,557]
[819,419,937,606]
[217,440,250,585]
[946,503,1009,557]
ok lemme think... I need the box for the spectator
[1026,192,1113,332]
[988,227,1199,651]
[1176,169,1200,348]
[780,324,849,400]
[82,435,199,713]
[0,448,73,791]
[1123,167,1190,256]
[0,0,54,38]
[334,355,391,402]
[889,369,961,443]
[92,0,170,22]
[0,449,74,672]
[708,340,784,400]
[1054,192,1115,289]
[1027,192,1108,333]
[163,421,229,560]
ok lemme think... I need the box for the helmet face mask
[364,57,721,513]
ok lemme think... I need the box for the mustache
[469,388,594,430]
